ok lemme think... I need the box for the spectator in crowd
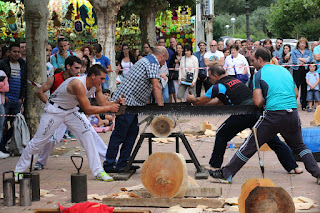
[46,44,54,78]
[158,37,174,66]
[279,44,293,75]
[306,63,319,112]
[263,38,273,48]
[253,41,261,49]
[311,41,319,55]
[0,70,9,159]
[224,44,250,84]
[273,38,284,59]
[52,35,65,55]
[93,43,112,90]
[51,37,76,71]
[240,38,254,58]
[82,55,91,73]
[177,44,198,102]
[116,44,135,77]
[194,40,212,97]
[81,44,94,64]
[241,40,247,49]
[1,45,10,59]
[142,43,152,56]
[313,42,320,73]
[132,46,142,63]
[204,40,225,68]
[223,48,230,58]
[235,39,241,49]
[292,37,312,110]
[168,43,184,102]
[226,38,235,48]
[217,40,224,51]
[169,37,177,52]
[0,43,27,154]
[103,46,167,173]
[20,41,26,61]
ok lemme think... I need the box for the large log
[238,178,295,213]
[150,116,176,138]
[141,152,188,198]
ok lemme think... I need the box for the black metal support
[123,132,208,179]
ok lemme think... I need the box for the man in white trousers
[33,56,108,170]
[15,64,121,181]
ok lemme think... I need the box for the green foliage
[296,18,320,41]
[267,0,320,40]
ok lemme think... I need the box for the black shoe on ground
[118,165,140,172]
[104,167,120,173]
[208,169,232,183]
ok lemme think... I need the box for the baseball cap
[198,40,207,46]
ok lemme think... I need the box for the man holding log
[204,47,320,184]
[187,64,303,183]
[103,46,168,173]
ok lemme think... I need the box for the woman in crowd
[292,37,313,110]
[0,70,9,159]
[132,46,142,63]
[169,43,184,102]
[235,40,242,49]
[279,44,293,75]
[177,44,199,102]
[224,44,250,84]
[116,44,135,77]
[223,47,230,58]
[263,38,273,48]
[142,43,152,56]
[81,44,94,63]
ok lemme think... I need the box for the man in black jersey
[187,65,302,179]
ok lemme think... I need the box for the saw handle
[71,156,83,174]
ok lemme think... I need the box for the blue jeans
[104,113,139,169]
[0,105,5,148]
[162,84,169,103]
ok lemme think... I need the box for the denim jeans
[104,113,139,169]
[162,84,169,103]
[0,104,5,148]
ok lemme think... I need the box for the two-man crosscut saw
[118,102,260,116]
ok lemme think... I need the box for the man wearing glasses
[273,38,284,59]
[204,40,225,67]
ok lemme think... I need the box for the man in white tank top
[15,64,122,181]
[32,56,109,175]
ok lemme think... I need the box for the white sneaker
[96,171,113,182]
[0,151,9,159]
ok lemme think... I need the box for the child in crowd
[306,63,319,112]
[88,89,115,133]
[78,60,87,76]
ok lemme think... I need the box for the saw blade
[121,103,260,116]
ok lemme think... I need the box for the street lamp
[225,25,230,36]
[231,18,236,37]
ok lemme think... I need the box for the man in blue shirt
[93,43,111,90]
[210,47,320,184]
[51,38,76,71]
[272,38,283,59]
[194,40,212,97]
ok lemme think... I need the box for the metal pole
[246,0,250,39]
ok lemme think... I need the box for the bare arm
[315,54,320,61]
[151,78,164,106]
[295,85,299,99]
[37,76,55,103]
[187,94,215,105]
[107,64,112,72]
[253,89,264,108]
[69,80,120,115]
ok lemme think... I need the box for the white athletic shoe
[0,151,9,159]
[96,171,114,182]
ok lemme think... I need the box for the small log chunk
[141,152,188,198]
[150,116,176,138]
[245,186,295,213]
[314,106,320,125]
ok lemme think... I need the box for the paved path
[0,109,319,212]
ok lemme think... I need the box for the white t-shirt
[121,60,133,76]
[9,62,21,77]
[204,50,224,62]
[224,53,250,76]
[46,62,54,78]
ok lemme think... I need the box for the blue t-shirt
[253,64,297,111]
[313,45,320,73]
[306,71,319,91]
[94,55,110,69]
[51,51,77,69]
[204,84,231,103]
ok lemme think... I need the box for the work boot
[33,161,44,170]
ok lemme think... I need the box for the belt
[49,100,70,111]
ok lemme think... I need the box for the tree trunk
[24,0,49,137]
[205,18,214,44]
[139,11,157,47]
[89,0,129,93]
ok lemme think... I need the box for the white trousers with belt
[15,103,103,177]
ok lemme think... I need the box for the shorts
[306,90,320,102]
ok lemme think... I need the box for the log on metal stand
[141,152,188,198]
[150,116,176,138]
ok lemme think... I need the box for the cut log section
[141,152,188,198]
[314,106,320,125]
[238,178,275,213]
[150,116,176,138]
[245,187,295,213]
